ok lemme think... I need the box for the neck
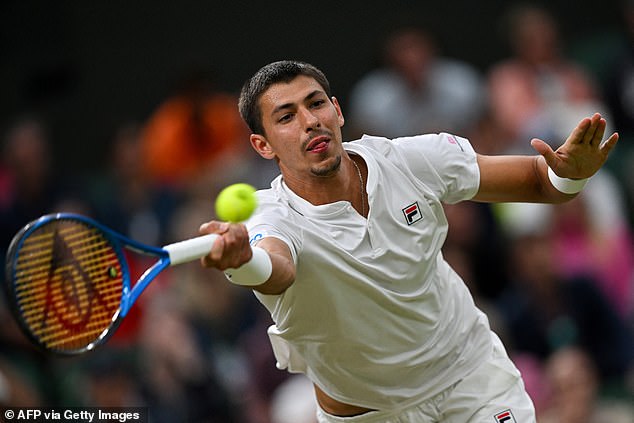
[281,153,366,215]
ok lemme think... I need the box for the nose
[299,107,320,131]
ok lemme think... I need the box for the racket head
[4,213,130,355]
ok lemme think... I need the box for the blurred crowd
[1,3,633,422]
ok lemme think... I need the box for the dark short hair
[238,60,332,135]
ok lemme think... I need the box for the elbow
[550,192,579,204]
[253,278,295,295]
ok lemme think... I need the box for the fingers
[570,113,618,153]
[201,235,225,267]
[533,113,617,180]
[600,131,619,155]
[199,220,229,235]
[530,138,558,168]
[199,221,252,270]
[570,113,611,148]
[579,113,602,145]
[567,115,592,145]
[589,117,607,147]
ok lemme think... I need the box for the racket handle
[163,236,274,286]
[164,234,218,265]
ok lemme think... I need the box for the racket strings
[13,220,123,352]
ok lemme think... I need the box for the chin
[311,154,342,177]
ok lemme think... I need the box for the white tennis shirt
[247,133,494,410]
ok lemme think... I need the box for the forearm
[473,113,617,204]
[473,154,577,204]
[199,222,296,294]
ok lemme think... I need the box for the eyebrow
[271,89,324,115]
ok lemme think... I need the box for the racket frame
[4,212,268,355]
[4,213,170,354]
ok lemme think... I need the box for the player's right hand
[199,221,253,271]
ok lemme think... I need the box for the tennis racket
[4,213,270,355]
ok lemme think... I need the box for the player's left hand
[530,112,619,179]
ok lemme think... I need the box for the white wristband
[224,247,273,286]
[547,167,588,194]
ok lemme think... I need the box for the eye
[278,113,293,123]
[311,99,326,108]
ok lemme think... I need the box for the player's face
[250,75,346,180]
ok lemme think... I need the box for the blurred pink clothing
[553,220,634,319]
[550,173,634,318]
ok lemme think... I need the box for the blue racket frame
[5,211,268,355]
[5,213,174,353]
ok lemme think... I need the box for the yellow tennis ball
[215,183,258,222]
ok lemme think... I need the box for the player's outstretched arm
[473,113,619,203]
[530,112,619,179]
[199,221,296,294]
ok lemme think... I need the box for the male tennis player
[199,61,618,422]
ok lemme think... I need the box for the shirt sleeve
[391,132,480,204]
[245,190,301,265]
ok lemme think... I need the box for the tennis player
[199,61,618,422]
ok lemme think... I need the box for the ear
[250,134,276,160]
[331,96,345,128]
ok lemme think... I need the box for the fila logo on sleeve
[446,134,465,152]
[494,409,516,423]
[402,202,423,225]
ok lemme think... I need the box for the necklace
[351,158,366,217]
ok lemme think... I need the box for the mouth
[306,135,330,153]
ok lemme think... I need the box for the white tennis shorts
[316,334,536,423]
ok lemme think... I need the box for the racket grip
[164,234,218,265]
[164,236,273,286]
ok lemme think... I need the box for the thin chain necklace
[351,158,366,217]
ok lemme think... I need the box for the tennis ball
[215,183,258,222]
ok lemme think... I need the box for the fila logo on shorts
[494,409,516,423]
[402,202,423,225]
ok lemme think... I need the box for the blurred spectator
[140,70,252,193]
[0,118,61,258]
[0,116,92,256]
[539,347,634,423]
[495,203,634,386]
[442,201,510,300]
[76,350,145,408]
[0,358,42,407]
[602,0,634,142]
[347,27,485,139]
[89,122,179,247]
[549,171,634,320]
[600,0,634,227]
[0,117,81,390]
[138,292,240,423]
[81,123,181,346]
[510,353,550,415]
[239,306,290,423]
[487,4,607,154]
